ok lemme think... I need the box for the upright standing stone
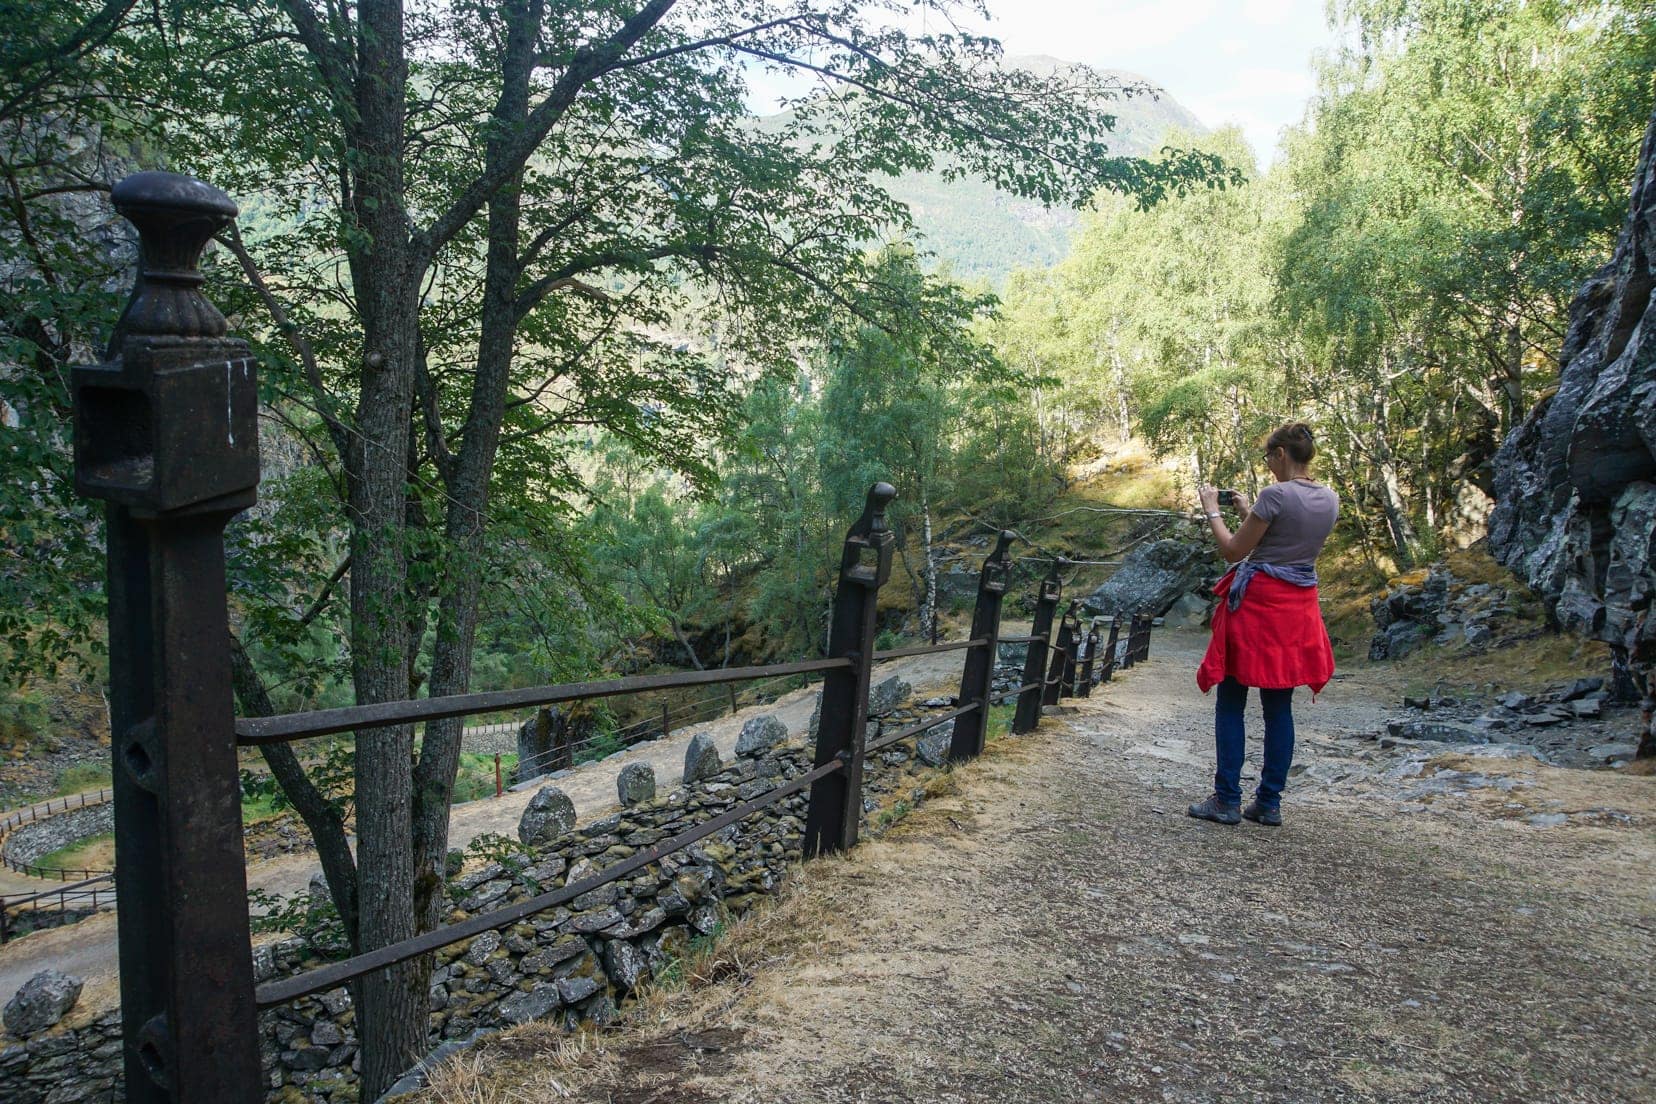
[616,762,656,807]
[518,786,577,846]
[683,732,722,783]
[735,714,788,757]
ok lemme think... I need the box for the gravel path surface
[485,631,1656,1104]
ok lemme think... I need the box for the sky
[963,0,1334,165]
[745,2,1337,168]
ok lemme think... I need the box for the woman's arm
[1198,485,1270,564]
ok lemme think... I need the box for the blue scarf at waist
[1226,561,1319,612]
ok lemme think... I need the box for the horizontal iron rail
[869,637,988,661]
[255,756,844,1008]
[237,658,854,745]
[0,872,116,909]
[865,702,980,755]
[990,682,1042,704]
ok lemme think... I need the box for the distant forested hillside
[758,55,1206,285]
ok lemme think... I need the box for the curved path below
[468,632,1656,1104]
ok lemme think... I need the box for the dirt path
[0,647,969,1010]
[465,631,1656,1104]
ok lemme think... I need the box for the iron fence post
[1077,619,1100,697]
[1044,600,1078,706]
[1013,559,1065,734]
[1099,618,1121,684]
[71,172,262,1104]
[948,531,1014,762]
[1061,603,1082,699]
[804,483,896,857]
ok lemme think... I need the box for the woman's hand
[1197,484,1220,514]
[1229,490,1253,515]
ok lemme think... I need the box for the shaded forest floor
[420,632,1656,1104]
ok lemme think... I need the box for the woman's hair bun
[1266,421,1316,464]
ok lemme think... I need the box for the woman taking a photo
[1188,423,1339,827]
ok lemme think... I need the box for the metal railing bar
[869,637,988,661]
[254,756,845,1008]
[0,872,116,909]
[990,682,1042,704]
[237,658,855,745]
[865,702,980,756]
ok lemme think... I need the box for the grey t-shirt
[1247,480,1340,565]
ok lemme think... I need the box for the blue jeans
[1213,677,1295,809]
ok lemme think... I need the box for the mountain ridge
[758,54,1206,286]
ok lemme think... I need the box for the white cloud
[1220,38,1250,55]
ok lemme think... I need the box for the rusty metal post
[1044,600,1079,706]
[1098,619,1121,684]
[1077,619,1101,698]
[948,531,1015,762]
[1061,604,1082,699]
[1125,614,1150,665]
[804,483,896,856]
[1013,559,1065,734]
[72,172,262,1104]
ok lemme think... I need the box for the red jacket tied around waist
[1197,567,1335,694]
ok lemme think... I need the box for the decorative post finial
[107,171,239,353]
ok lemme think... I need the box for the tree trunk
[920,483,936,643]
[228,636,360,945]
[340,0,427,1094]
[1370,398,1420,568]
[403,6,543,1093]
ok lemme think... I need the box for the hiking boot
[1242,800,1282,827]
[1187,795,1241,824]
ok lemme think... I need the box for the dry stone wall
[2,805,114,869]
[0,692,958,1104]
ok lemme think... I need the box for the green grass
[646,917,728,992]
[51,761,112,797]
[241,790,285,822]
[874,798,913,831]
[985,703,1016,742]
[37,832,113,873]
[451,752,518,803]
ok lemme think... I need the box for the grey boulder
[3,969,83,1037]
[868,676,912,716]
[916,730,952,768]
[1082,539,1218,618]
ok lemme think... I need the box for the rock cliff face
[1487,109,1656,757]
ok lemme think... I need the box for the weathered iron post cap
[72,171,258,515]
[109,171,239,342]
[867,481,897,515]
